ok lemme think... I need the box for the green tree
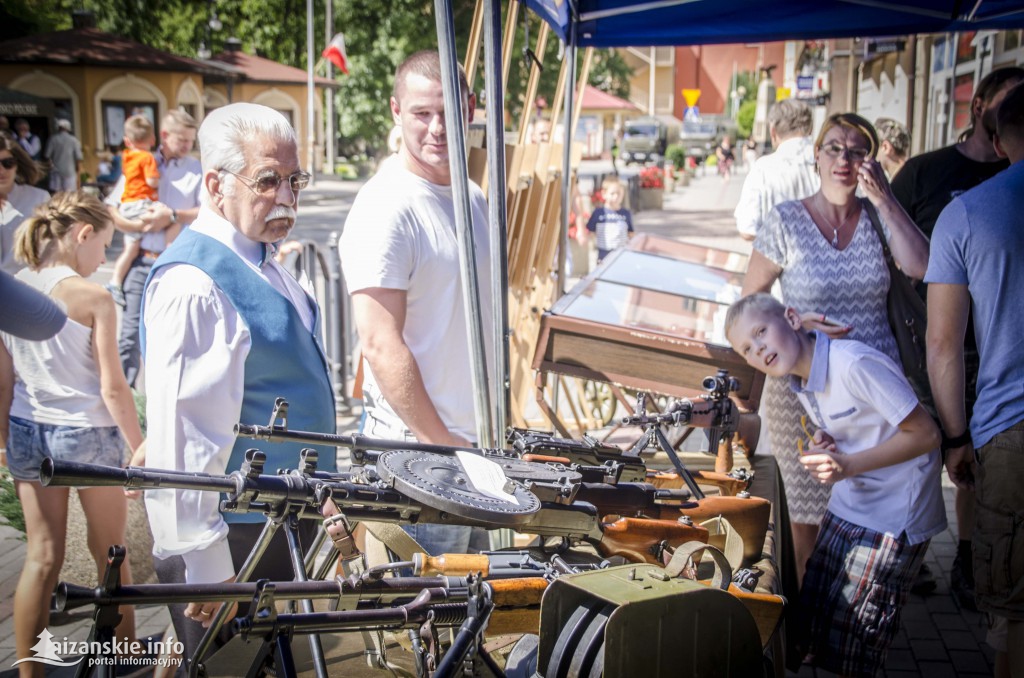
[2,1,602,153]
[736,99,757,139]
[735,70,758,105]
[588,49,632,100]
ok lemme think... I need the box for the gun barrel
[40,459,237,493]
[55,576,463,612]
[234,423,482,457]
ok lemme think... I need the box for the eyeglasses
[221,168,311,194]
[821,143,870,162]
[0,157,17,170]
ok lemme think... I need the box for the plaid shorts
[800,511,928,677]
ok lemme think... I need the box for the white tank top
[3,266,116,427]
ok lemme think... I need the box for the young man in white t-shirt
[339,50,492,556]
[726,293,945,677]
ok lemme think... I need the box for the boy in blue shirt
[585,176,634,262]
[726,293,945,677]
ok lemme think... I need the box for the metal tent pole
[483,0,511,443]
[306,0,316,184]
[433,0,495,448]
[558,20,578,295]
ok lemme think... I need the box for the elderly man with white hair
[141,102,336,659]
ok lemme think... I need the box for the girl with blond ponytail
[0,190,143,676]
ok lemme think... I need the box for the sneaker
[105,282,127,307]
[910,562,937,595]
[950,553,977,611]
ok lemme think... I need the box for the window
[103,101,157,149]
[956,32,977,65]
[953,73,974,132]
[1002,30,1021,53]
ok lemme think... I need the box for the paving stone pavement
[0,167,997,675]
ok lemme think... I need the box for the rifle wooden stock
[647,469,752,496]
[670,496,771,565]
[521,453,572,464]
[489,577,548,607]
[597,517,708,564]
[486,578,548,635]
[414,553,492,577]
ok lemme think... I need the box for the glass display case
[533,233,763,413]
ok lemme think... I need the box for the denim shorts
[6,416,125,483]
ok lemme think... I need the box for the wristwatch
[941,430,972,451]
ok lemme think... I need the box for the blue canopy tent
[523,0,1024,46]
[433,0,1024,446]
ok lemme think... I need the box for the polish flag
[321,33,349,75]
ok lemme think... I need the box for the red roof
[0,27,224,77]
[211,50,336,88]
[581,85,638,111]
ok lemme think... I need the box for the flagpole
[306,0,316,185]
[325,0,336,175]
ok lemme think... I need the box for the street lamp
[196,0,221,60]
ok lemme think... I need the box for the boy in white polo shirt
[726,293,945,678]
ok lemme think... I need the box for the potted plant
[638,166,665,210]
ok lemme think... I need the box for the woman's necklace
[813,197,860,248]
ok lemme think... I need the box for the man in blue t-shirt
[926,81,1024,676]
[585,176,634,262]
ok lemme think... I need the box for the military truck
[619,115,681,165]
[679,114,724,165]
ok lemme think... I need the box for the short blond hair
[724,293,787,338]
[123,114,154,144]
[601,176,622,192]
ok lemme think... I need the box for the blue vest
[142,228,336,523]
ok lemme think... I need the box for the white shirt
[340,159,493,439]
[4,266,115,427]
[143,208,315,584]
[791,334,946,545]
[1,183,50,274]
[18,134,41,159]
[734,136,820,239]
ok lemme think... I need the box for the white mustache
[266,206,296,222]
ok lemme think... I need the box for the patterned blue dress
[754,198,900,524]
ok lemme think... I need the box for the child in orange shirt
[106,115,168,305]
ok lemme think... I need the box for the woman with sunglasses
[740,113,929,586]
[0,134,50,275]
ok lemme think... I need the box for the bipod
[187,448,330,678]
[626,393,706,501]
[75,545,126,678]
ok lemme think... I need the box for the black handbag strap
[860,199,909,288]
[862,200,898,269]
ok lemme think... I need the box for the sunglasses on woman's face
[820,144,870,162]
[0,157,17,170]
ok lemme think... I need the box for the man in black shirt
[892,66,1024,609]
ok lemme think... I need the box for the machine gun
[57,545,585,678]
[234,368,740,492]
[41,452,709,566]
